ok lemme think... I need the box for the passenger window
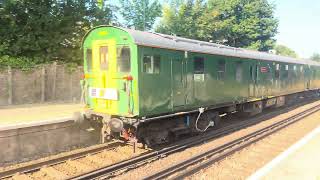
[217,60,226,80]
[235,62,242,82]
[99,46,108,70]
[143,55,160,74]
[86,49,92,72]
[117,46,131,72]
[194,57,204,74]
[284,65,289,78]
[275,64,280,79]
[154,55,161,74]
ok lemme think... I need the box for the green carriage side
[82,25,320,120]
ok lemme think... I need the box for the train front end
[81,26,139,142]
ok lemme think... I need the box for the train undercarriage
[76,90,320,147]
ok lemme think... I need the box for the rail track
[69,100,320,180]
[144,103,320,180]
[0,99,319,179]
[0,141,125,179]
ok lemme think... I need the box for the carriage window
[117,46,131,72]
[99,46,108,70]
[267,64,272,80]
[293,65,297,71]
[86,49,92,71]
[143,55,160,74]
[284,65,289,78]
[154,55,161,74]
[275,64,280,79]
[235,62,243,82]
[217,60,226,80]
[194,57,204,74]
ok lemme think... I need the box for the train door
[305,65,311,89]
[171,58,187,107]
[249,62,257,97]
[90,40,119,114]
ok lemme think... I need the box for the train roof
[84,26,320,67]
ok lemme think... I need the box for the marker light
[123,75,133,81]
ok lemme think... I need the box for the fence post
[52,62,57,100]
[70,71,73,102]
[7,66,12,105]
[41,66,46,102]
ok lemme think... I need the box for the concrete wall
[0,63,83,106]
[0,118,101,165]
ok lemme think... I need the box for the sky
[111,0,319,58]
[272,0,320,58]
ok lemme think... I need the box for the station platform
[249,125,320,180]
[0,103,83,126]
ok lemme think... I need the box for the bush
[0,55,45,71]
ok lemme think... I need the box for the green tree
[274,45,298,58]
[119,0,162,31]
[157,0,278,51]
[0,0,115,68]
[311,53,320,62]
[157,0,206,39]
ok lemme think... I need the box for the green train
[80,25,320,145]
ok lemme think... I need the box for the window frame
[193,56,205,74]
[116,45,131,73]
[217,60,226,80]
[99,46,109,71]
[142,54,161,74]
[235,61,243,82]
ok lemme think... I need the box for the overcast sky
[272,0,320,58]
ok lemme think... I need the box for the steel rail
[69,100,319,180]
[1,99,317,179]
[0,141,122,179]
[0,103,286,179]
[144,104,320,180]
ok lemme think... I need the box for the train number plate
[89,87,118,100]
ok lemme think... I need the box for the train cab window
[194,57,204,74]
[143,55,160,74]
[99,46,109,70]
[217,60,226,80]
[235,62,243,82]
[275,64,280,79]
[117,46,131,72]
[86,49,92,72]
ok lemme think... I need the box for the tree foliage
[0,0,283,69]
[0,0,115,68]
[274,45,298,58]
[311,53,320,62]
[157,0,278,51]
[119,0,162,31]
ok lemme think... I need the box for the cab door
[171,58,187,107]
[91,40,119,114]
